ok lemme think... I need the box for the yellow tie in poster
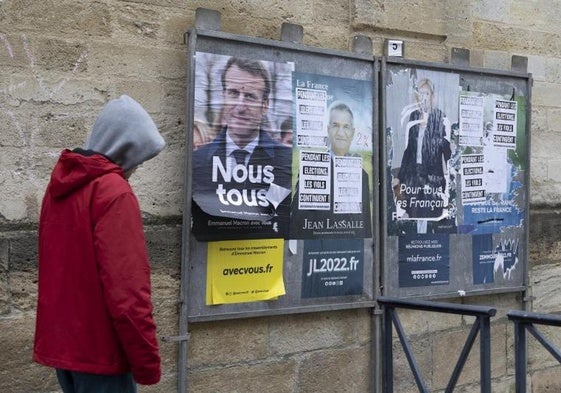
[206,239,286,305]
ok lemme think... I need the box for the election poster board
[382,58,530,298]
[183,29,378,321]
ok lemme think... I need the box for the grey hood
[85,95,165,171]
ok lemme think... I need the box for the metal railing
[377,296,497,393]
[507,310,561,393]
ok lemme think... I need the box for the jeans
[56,369,137,393]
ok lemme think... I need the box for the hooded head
[85,95,165,171]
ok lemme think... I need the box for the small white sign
[386,39,404,57]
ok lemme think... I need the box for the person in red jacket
[34,95,165,393]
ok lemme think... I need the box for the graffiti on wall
[0,34,88,218]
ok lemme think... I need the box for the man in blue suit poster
[191,56,292,241]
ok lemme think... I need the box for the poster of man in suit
[289,72,373,239]
[191,52,294,241]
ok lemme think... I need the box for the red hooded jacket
[33,149,161,385]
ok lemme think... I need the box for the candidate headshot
[327,102,355,156]
[220,57,271,149]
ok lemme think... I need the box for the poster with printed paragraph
[459,94,484,146]
[458,93,526,235]
[386,67,459,235]
[398,235,449,288]
[206,239,285,305]
[460,154,485,204]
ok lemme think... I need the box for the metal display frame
[173,19,531,393]
[380,57,531,300]
[181,28,380,323]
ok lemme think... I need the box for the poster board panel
[184,29,379,321]
[382,58,530,299]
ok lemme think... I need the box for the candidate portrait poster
[191,52,294,241]
[386,68,460,235]
[289,72,374,239]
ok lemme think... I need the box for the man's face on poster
[327,108,355,156]
[222,64,269,147]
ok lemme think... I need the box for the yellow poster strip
[206,239,285,305]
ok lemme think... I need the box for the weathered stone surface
[391,333,432,392]
[473,21,561,57]
[531,264,561,311]
[528,55,547,81]
[482,49,512,71]
[0,1,112,37]
[532,81,561,108]
[473,0,509,23]
[530,366,561,392]
[269,309,370,355]
[468,293,524,319]
[188,317,269,367]
[0,239,10,315]
[188,360,297,393]
[0,312,58,392]
[432,322,508,389]
[299,346,370,393]
[3,1,561,392]
[394,304,463,337]
[529,210,561,265]
[87,43,185,80]
[353,0,448,36]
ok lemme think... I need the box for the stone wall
[2,1,561,392]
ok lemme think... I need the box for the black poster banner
[301,239,364,298]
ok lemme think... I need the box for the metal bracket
[161,333,191,343]
[371,307,384,316]
[450,47,470,66]
[280,22,304,43]
[195,8,221,31]
[353,35,373,55]
[511,55,528,73]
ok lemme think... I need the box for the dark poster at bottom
[301,239,364,298]
[399,234,450,287]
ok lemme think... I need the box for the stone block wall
[2,1,561,392]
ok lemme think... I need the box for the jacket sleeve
[93,191,161,385]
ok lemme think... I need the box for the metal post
[382,306,393,393]
[514,320,527,393]
[479,316,492,393]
